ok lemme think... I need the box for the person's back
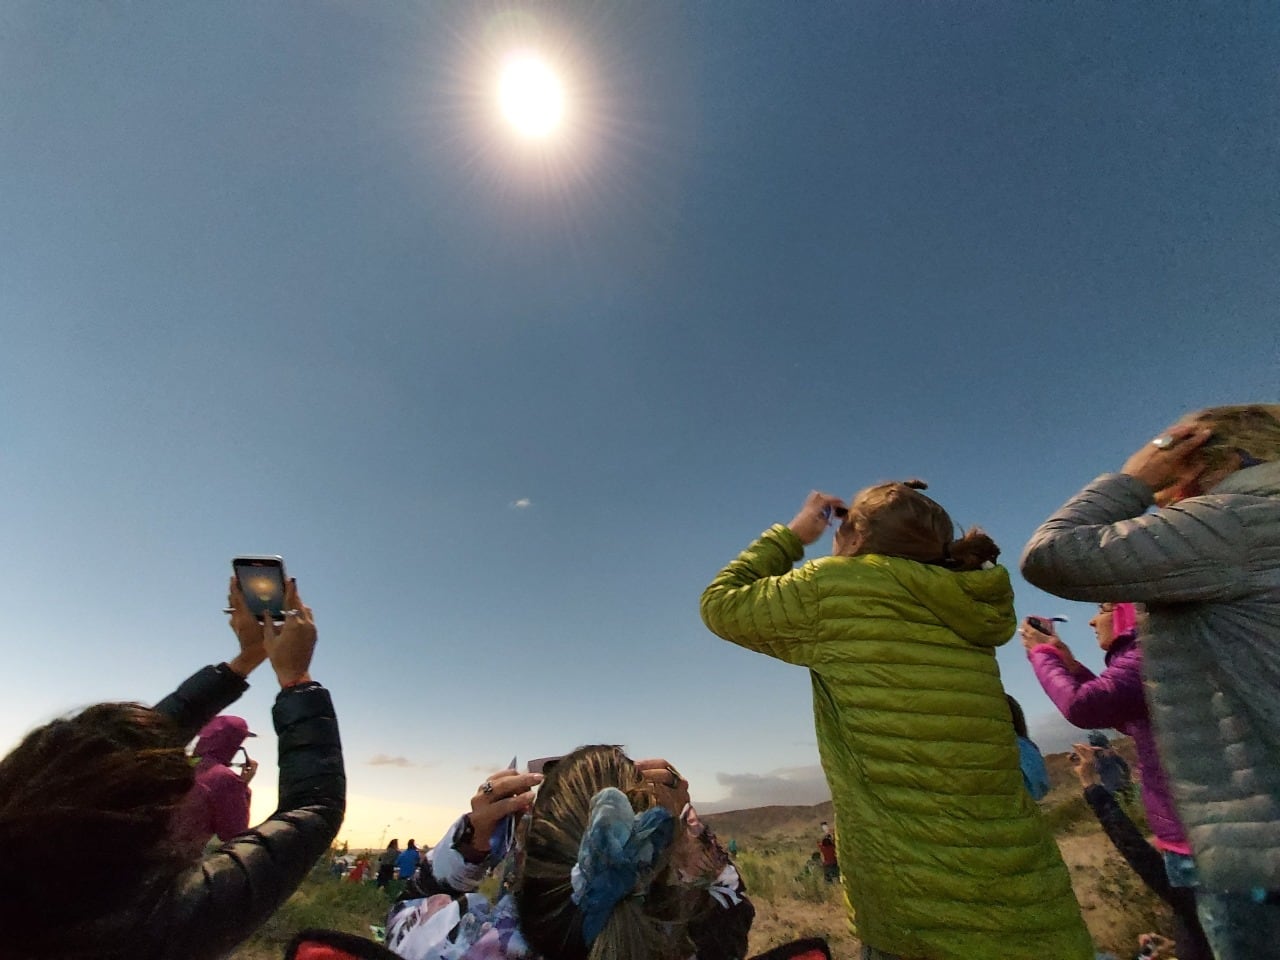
[702,483,1092,960]
[1020,407,1280,892]
[395,841,419,880]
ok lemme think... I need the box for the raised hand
[788,490,849,546]
[226,577,268,678]
[262,578,316,687]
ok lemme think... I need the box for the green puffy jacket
[701,525,1091,960]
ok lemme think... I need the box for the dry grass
[232,741,1172,958]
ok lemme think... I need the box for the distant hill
[703,800,834,842]
[703,737,1137,841]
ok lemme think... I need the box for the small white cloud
[510,498,532,509]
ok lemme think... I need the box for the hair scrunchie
[569,787,675,945]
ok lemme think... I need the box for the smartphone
[527,755,565,776]
[232,555,288,622]
[1027,615,1068,634]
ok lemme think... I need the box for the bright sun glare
[498,52,565,139]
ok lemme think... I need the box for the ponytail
[943,527,1001,571]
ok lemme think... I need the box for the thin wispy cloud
[510,498,532,509]
[368,754,415,768]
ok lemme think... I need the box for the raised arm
[701,525,824,666]
[1020,424,1255,604]
[1020,472,1252,604]
[152,580,346,960]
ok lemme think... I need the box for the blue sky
[2,2,1277,846]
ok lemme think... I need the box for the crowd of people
[0,402,1276,960]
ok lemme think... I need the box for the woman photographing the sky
[701,481,1091,960]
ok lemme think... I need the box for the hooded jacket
[1021,462,1280,891]
[172,715,254,849]
[1027,606,1189,853]
[701,524,1093,960]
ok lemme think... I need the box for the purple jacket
[172,715,254,850]
[1028,632,1190,853]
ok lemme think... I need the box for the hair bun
[902,479,929,490]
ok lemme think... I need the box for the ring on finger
[480,780,494,795]
[1150,434,1175,450]
[664,765,682,788]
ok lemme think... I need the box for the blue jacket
[396,848,420,880]
[1017,736,1050,800]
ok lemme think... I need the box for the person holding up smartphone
[0,573,345,960]
[1021,404,1280,960]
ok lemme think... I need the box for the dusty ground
[233,741,1169,958]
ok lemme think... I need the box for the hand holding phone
[263,578,316,688]
[1026,616,1056,636]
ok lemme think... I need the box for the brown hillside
[704,801,834,842]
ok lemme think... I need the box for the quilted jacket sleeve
[150,683,346,960]
[153,663,250,745]
[1027,645,1143,729]
[700,524,823,667]
[1020,472,1253,604]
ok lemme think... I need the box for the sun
[497,52,566,140]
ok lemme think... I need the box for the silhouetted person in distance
[396,839,420,881]
[377,839,400,888]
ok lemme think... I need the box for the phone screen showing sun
[233,556,287,622]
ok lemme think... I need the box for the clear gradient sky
[2,2,1277,848]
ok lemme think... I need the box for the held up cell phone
[1027,615,1068,634]
[232,555,288,622]
[527,755,565,776]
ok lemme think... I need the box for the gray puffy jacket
[1020,461,1280,891]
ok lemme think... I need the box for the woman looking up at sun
[701,481,1092,960]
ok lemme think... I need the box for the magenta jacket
[1027,609,1190,853]
[172,714,254,850]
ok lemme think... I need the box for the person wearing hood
[172,713,258,851]
[1021,403,1280,960]
[701,481,1092,960]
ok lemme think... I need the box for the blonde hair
[1181,404,1280,472]
[835,479,1000,571]
[516,746,708,960]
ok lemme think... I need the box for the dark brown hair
[834,479,1000,571]
[1006,695,1030,740]
[0,703,195,959]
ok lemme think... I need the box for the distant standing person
[818,833,839,883]
[377,839,399,889]
[702,482,1092,959]
[395,839,420,881]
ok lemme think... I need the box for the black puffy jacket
[139,664,346,960]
